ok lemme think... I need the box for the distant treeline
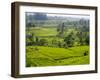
[26,12,89,28]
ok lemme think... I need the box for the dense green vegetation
[25,12,90,67]
[26,46,89,67]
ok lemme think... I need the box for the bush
[39,39,48,46]
[64,32,75,47]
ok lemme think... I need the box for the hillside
[26,46,89,67]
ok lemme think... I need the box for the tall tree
[64,32,75,47]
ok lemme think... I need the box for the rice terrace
[25,12,90,67]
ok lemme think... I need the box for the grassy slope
[26,27,57,36]
[26,46,89,67]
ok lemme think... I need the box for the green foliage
[26,46,89,67]
[26,25,89,47]
[76,31,89,45]
[39,38,48,46]
[85,34,89,45]
[25,16,90,67]
[35,36,39,43]
[64,32,75,47]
